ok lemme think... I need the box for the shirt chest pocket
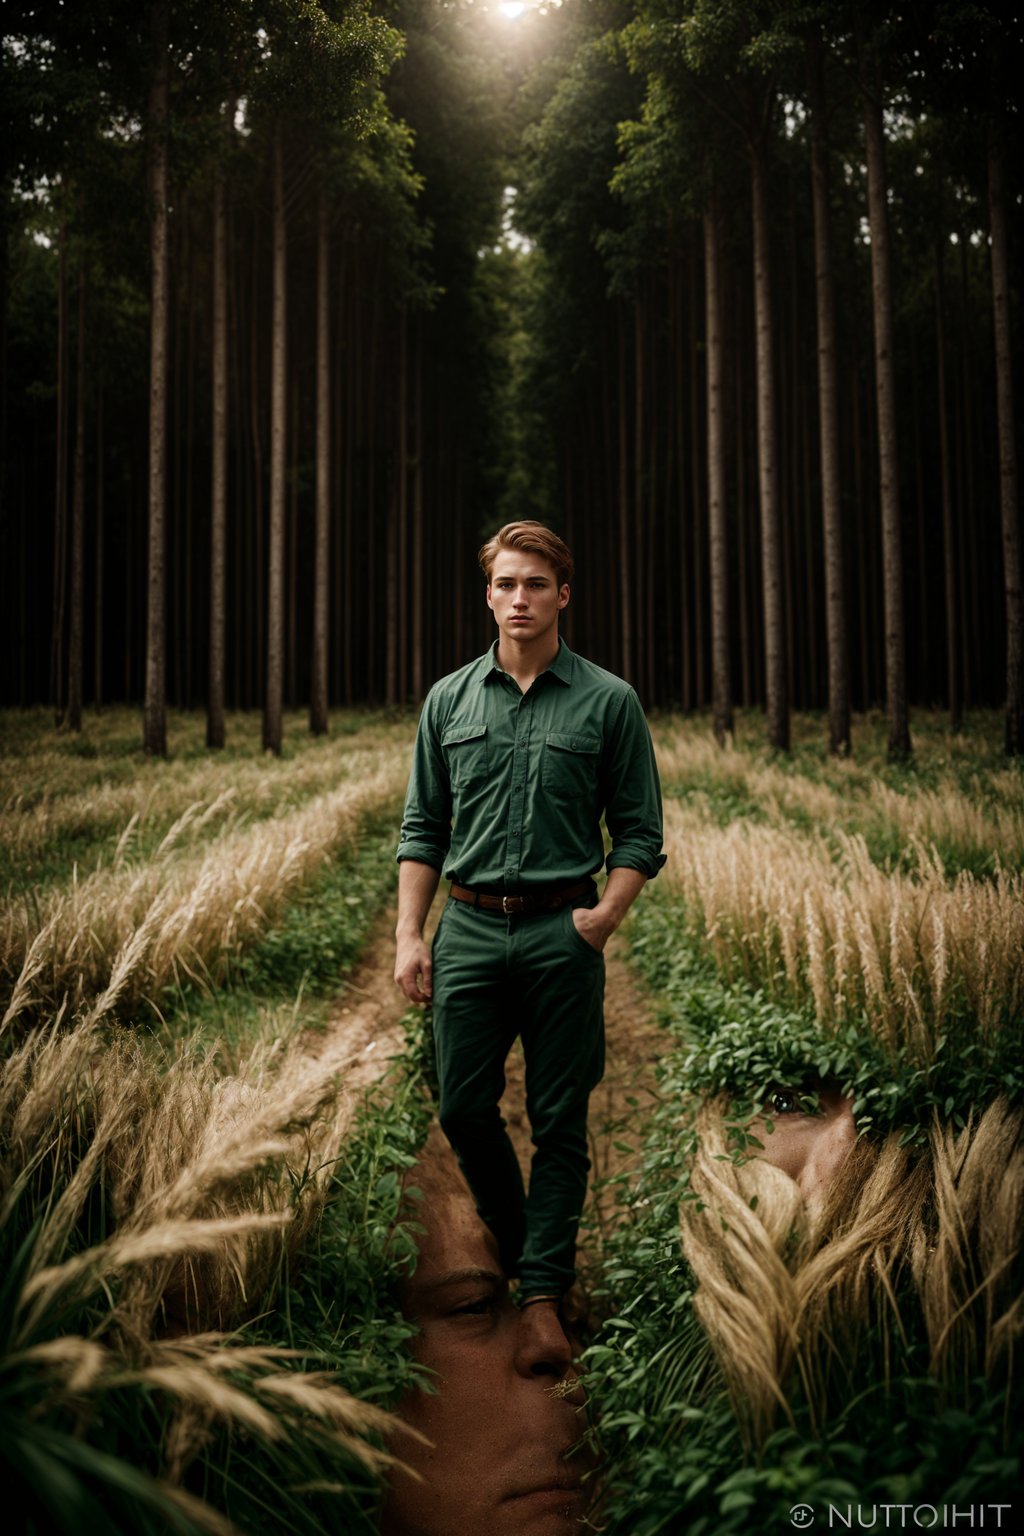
[441,721,488,792]
[542,730,601,803]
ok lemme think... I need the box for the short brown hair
[478,521,574,588]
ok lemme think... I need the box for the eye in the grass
[766,1088,803,1116]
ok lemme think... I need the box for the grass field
[593,709,1024,1534]
[2,705,1021,1534]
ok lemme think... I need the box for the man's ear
[558,584,570,610]
[485,584,494,611]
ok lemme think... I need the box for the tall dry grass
[682,1100,1023,1443]
[1,1001,414,1527]
[653,720,1024,871]
[0,757,408,1026]
[660,800,1024,1055]
[0,716,415,879]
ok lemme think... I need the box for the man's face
[751,1085,857,1216]
[486,550,569,647]
[381,1188,590,1536]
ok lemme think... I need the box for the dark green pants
[431,893,606,1296]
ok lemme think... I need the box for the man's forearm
[394,860,442,1003]
[594,866,647,931]
[396,859,442,938]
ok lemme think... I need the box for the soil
[319,891,666,1269]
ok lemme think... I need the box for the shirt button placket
[505,694,529,887]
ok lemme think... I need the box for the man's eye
[767,1089,801,1115]
[450,1294,497,1317]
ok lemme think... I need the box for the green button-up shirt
[396,639,666,890]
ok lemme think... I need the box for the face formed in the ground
[381,1186,589,1536]
[486,549,569,649]
[751,1085,858,1214]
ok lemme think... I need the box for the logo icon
[791,1507,815,1529]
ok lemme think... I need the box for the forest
[2,0,1020,757]
[2,4,1023,1536]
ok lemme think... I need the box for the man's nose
[799,1103,857,1210]
[512,588,528,607]
[513,1301,574,1381]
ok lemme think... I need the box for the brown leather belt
[449,876,595,916]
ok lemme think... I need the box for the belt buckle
[502,895,513,915]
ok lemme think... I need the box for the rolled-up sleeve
[396,691,451,871]
[602,688,666,879]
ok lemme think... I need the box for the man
[394,520,665,1316]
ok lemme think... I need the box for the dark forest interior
[2,1,1020,756]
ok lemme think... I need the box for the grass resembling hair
[680,1097,1024,1446]
[478,520,574,588]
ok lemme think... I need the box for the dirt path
[317,894,665,1269]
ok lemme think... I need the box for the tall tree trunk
[184,220,196,710]
[751,130,789,750]
[412,314,424,701]
[934,240,961,732]
[735,279,751,706]
[398,307,408,702]
[170,204,184,708]
[144,0,169,757]
[68,266,86,731]
[207,140,227,748]
[125,469,134,701]
[51,230,68,724]
[94,377,103,708]
[862,79,911,757]
[287,377,298,707]
[958,237,979,706]
[909,327,929,689]
[386,467,398,705]
[705,197,732,744]
[367,287,379,701]
[311,188,330,734]
[263,127,286,755]
[634,299,644,693]
[617,305,632,681]
[343,250,355,703]
[645,284,656,703]
[332,252,345,700]
[689,232,704,704]
[807,36,850,755]
[988,132,1022,754]
[676,258,691,708]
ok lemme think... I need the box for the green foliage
[232,817,399,998]
[628,892,1024,1142]
[250,0,403,124]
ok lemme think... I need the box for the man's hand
[395,932,433,1003]
[570,905,614,953]
[394,860,441,1004]
[570,866,648,954]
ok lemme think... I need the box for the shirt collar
[482,637,574,686]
